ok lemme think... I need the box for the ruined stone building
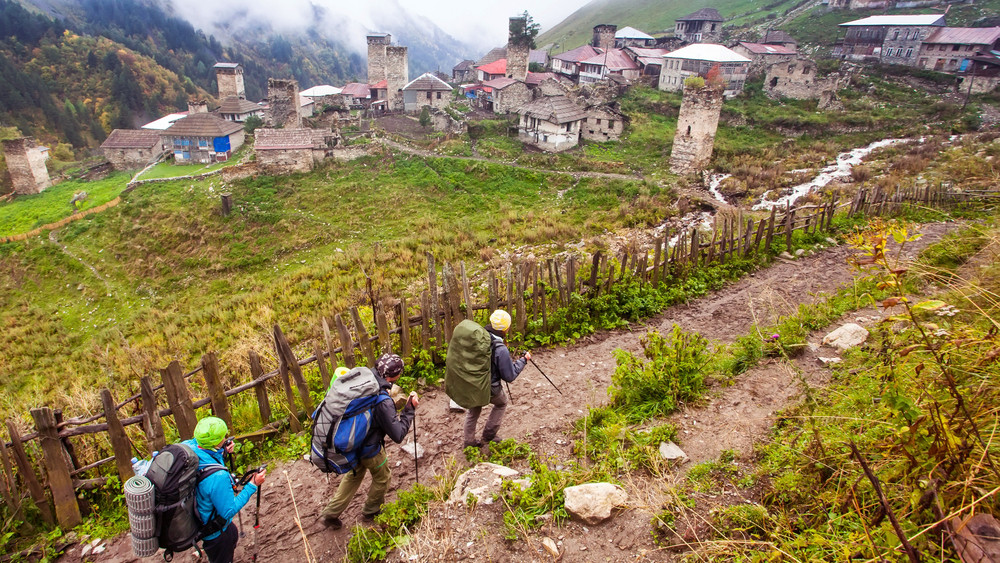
[592,24,617,51]
[254,128,338,172]
[763,58,844,109]
[100,129,167,170]
[401,73,453,112]
[669,83,724,175]
[517,95,587,152]
[265,79,302,128]
[367,33,408,110]
[732,41,798,76]
[2,137,50,195]
[507,16,531,81]
[615,26,656,48]
[581,104,626,142]
[480,77,532,113]
[659,44,750,98]
[215,62,246,99]
[675,8,724,43]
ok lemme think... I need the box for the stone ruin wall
[385,46,409,111]
[669,85,724,175]
[367,34,391,83]
[763,58,844,110]
[216,67,246,99]
[2,137,50,195]
[507,45,529,81]
[592,24,617,50]
[266,79,302,128]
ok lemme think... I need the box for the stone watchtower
[507,16,530,81]
[385,45,409,110]
[2,137,51,195]
[266,78,301,128]
[592,24,617,51]
[214,62,246,99]
[669,82,724,174]
[367,33,391,84]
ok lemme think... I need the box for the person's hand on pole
[252,468,267,486]
[523,351,531,362]
[408,392,420,409]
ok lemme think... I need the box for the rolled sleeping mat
[124,475,158,557]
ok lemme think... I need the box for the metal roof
[101,129,162,149]
[141,112,187,130]
[678,8,723,22]
[664,44,751,63]
[616,26,653,40]
[402,72,453,91]
[924,26,1000,45]
[213,62,240,69]
[581,48,640,71]
[529,49,548,64]
[163,113,243,137]
[341,83,371,97]
[839,15,945,27]
[300,85,342,97]
[519,95,587,123]
[554,45,602,63]
[476,59,507,75]
[482,77,520,89]
[736,42,797,55]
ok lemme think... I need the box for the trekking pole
[505,380,514,405]
[411,405,419,485]
[226,444,245,538]
[529,358,563,395]
[251,485,261,563]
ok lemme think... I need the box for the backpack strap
[195,464,230,540]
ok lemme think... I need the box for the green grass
[135,148,245,180]
[0,171,132,237]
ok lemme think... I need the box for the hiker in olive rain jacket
[464,309,530,448]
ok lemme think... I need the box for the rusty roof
[525,72,558,85]
[341,83,371,97]
[678,8,723,22]
[163,113,242,137]
[402,72,453,91]
[519,95,587,124]
[217,96,261,114]
[101,129,162,149]
[924,26,1000,45]
[255,128,318,150]
[482,77,521,89]
[554,45,602,63]
[736,42,797,55]
[581,48,640,71]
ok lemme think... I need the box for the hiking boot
[322,515,343,530]
[484,436,502,444]
[464,441,483,449]
[362,511,381,522]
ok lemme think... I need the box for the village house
[479,77,532,114]
[2,137,50,195]
[100,129,167,170]
[551,45,603,83]
[529,49,549,70]
[731,41,798,75]
[762,29,797,49]
[141,112,187,131]
[764,57,845,109]
[518,95,587,152]
[254,128,336,172]
[918,27,1000,72]
[529,75,572,97]
[217,96,263,123]
[833,14,945,64]
[675,8,724,43]
[453,60,476,82]
[579,49,641,83]
[401,73,453,112]
[623,46,673,79]
[581,104,626,142]
[340,83,372,108]
[615,26,656,48]
[161,113,244,164]
[965,53,1000,93]
[477,59,507,82]
[659,44,751,98]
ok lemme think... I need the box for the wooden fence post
[397,297,412,360]
[506,265,514,314]
[249,351,272,426]
[515,264,527,334]
[350,308,377,367]
[29,408,81,528]
[274,324,314,416]
[589,251,602,295]
[426,252,442,351]
[161,361,197,440]
[140,376,166,453]
[313,342,331,391]
[689,229,699,266]
[444,263,463,332]
[0,429,15,513]
[419,292,432,353]
[785,207,794,251]
[488,270,498,315]
[322,318,339,370]
[460,262,473,321]
[100,389,135,483]
[375,305,392,354]
[335,314,356,368]
[201,353,232,427]
[6,420,53,524]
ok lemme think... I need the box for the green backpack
[445,320,497,409]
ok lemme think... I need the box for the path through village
[77,222,956,563]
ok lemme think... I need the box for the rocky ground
[70,222,956,563]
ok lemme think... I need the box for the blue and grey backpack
[310,367,392,474]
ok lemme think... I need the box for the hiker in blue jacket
[184,416,267,563]
[464,309,530,448]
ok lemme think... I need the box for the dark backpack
[145,443,226,560]
[310,367,392,474]
[444,320,499,409]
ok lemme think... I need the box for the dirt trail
[78,222,955,563]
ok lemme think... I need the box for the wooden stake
[201,352,232,427]
[30,408,81,527]
[350,308,376,368]
[335,314,356,368]
[161,360,197,440]
[274,325,314,415]
[100,389,135,483]
[140,376,166,452]
[6,420,52,523]
[375,305,392,354]
[249,351,272,426]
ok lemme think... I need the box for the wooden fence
[0,186,969,529]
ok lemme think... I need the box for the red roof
[737,42,797,55]
[581,48,639,71]
[477,58,507,75]
[525,72,558,85]
[554,45,602,63]
[341,83,371,97]
[482,77,519,89]
[924,27,1000,45]
[370,79,388,89]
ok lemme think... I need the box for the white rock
[449,463,519,505]
[449,399,466,413]
[81,545,92,557]
[779,251,794,260]
[400,441,425,459]
[542,537,560,558]
[563,483,628,524]
[826,237,837,245]
[659,441,688,462]
[93,545,106,555]
[817,357,843,365]
[794,249,806,257]
[822,323,869,350]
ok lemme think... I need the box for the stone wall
[507,45,529,81]
[2,137,50,195]
[763,58,844,109]
[969,75,1000,95]
[669,85,723,175]
[495,82,532,114]
[385,46,409,111]
[367,34,391,83]
[581,107,624,142]
[592,24,617,50]
[266,79,302,128]
[103,146,164,170]
[256,147,315,172]
[216,66,246,99]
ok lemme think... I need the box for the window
[952,44,961,51]
[608,120,614,128]
[596,118,602,125]
[892,31,899,40]
[906,48,913,58]
[198,139,208,148]
[426,91,432,100]
[436,92,442,99]
[565,122,572,132]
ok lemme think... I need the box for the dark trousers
[203,523,238,563]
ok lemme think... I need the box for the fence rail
[1,185,985,528]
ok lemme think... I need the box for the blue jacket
[181,439,257,541]
[486,329,527,390]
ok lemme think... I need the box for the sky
[170,0,589,53]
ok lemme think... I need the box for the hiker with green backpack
[446,309,530,448]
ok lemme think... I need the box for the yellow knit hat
[490,309,512,332]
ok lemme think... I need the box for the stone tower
[367,33,391,83]
[507,16,530,81]
[214,63,246,99]
[592,24,617,50]
[2,137,50,195]
[266,78,301,128]
[669,83,724,174]
[385,45,409,111]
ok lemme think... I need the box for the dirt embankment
[79,222,956,563]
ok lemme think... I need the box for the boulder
[400,440,424,459]
[448,462,519,505]
[563,483,627,524]
[658,441,688,463]
[822,323,869,350]
[779,251,794,260]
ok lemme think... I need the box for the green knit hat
[194,416,229,449]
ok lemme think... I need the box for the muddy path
[78,222,956,563]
